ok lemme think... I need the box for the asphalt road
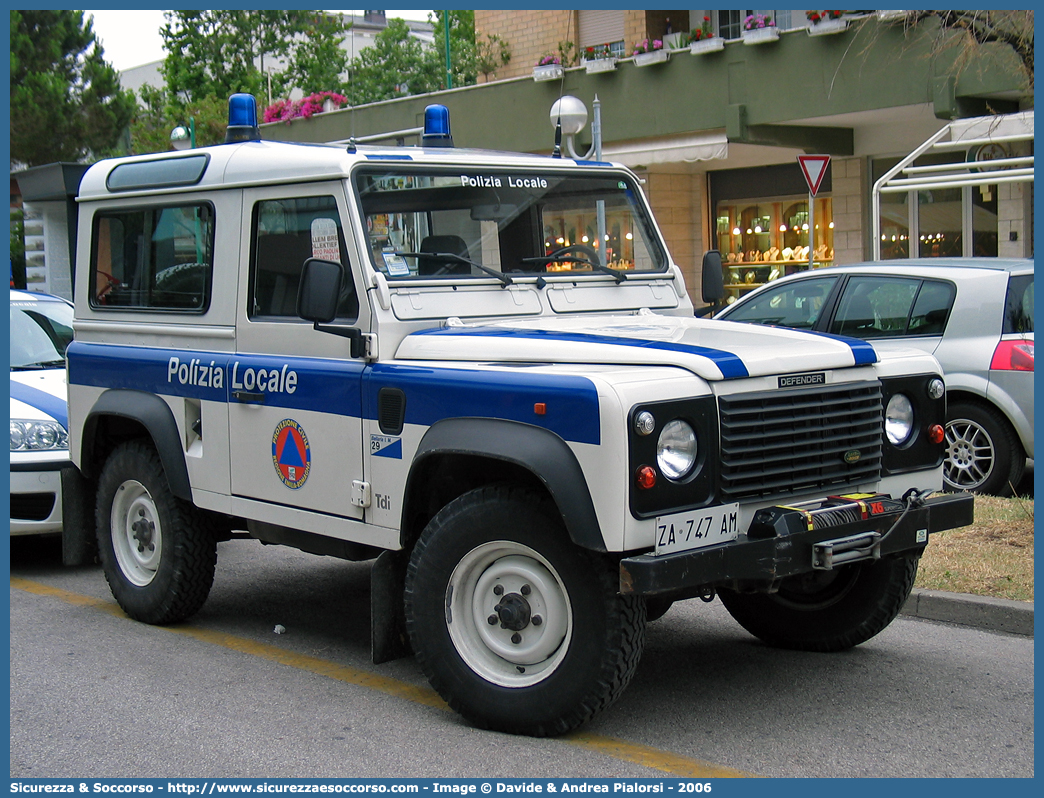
[9,535,1034,779]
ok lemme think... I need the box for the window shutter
[579,10,625,48]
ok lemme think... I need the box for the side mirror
[701,250,724,305]
[297,258,343,323]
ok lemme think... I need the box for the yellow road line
[563,732,755,778]
[10,577,445,708]
[12,576,756,778]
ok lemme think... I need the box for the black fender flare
[81,389,192,501]
[403,417,606,551]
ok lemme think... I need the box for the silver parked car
[714,258,1033,496]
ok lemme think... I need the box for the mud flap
[60,467,96,566]
[371,550,411,664]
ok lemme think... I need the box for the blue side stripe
[66,343,601,446]
[67,342,364,417]
[801,331,878,365]
[11,381,68,430]
[365,154,413,161]
[412,327,750,379]
[365,362,601,445]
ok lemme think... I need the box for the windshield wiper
[520,254,628,284]
[11,359,65,370]
[395,251,513,287]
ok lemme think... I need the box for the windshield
[10,296,74,370]
[354,167,667,280]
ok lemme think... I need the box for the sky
[84,9,436,71]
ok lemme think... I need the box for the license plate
[655,503,740,555]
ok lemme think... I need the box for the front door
[228,184,367,521]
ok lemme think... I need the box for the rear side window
[907,279,956,335]
[91,204,214,311]
[831,276,955,339]
[1004,274,1034,333]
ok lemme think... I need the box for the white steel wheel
[96,440,217,624]
[110,479,164,587]
[405,485,647,736]
[447,542,571,688]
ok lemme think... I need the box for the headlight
[884,394,914,445]
[10,420,69,452]
[656,419,697,480]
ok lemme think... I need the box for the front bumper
[619,491,973,596]
[10,460,75,535]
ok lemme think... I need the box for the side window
[250,195,358,320]
[908,280,956,335]
[831,276,920,338]
[1004,274,1034,334]
[724,276,838,329]
[91,204,213,311]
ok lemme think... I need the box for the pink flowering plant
[631,38,664,55]
[536,53,561,66]
[263,91,346,124]
[743,14,774,30]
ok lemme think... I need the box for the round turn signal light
[635,465,657,490]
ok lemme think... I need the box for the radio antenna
[551,11,574,159]
[346,11,358,152]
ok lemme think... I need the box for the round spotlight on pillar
[549,96,588,136]
[170,126,191,151]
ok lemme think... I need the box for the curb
[901,588,1034,636]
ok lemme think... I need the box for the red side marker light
[636,465,657,490]
[534,402,547,415]
[928,424,945,445]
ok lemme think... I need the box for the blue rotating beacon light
[422,104,454,148]
[225,93,262,143]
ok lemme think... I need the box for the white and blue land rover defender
[66,96,973,736]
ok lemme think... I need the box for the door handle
[233,391,266,403]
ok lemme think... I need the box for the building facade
[107,11,1042,303]
[471,9,1033,301]
[265,10,1031,301]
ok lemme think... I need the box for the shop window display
[716,195,833,301]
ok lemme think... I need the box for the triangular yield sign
[797,154,831,196]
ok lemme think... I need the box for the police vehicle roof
[76,139,620,202]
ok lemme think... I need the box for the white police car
[10,290,93,563]
[65,95,973,736]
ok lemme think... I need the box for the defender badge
[778,372,826,388]
[272,419,311,489]
[844,449,862,464]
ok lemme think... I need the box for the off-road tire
[96,440,217,624]
[405,485,646,737]
[944,401,1025,497]
[718,553,919,652]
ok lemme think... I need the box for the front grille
[718,381,883,503]
[11,492,56,521]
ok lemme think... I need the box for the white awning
[871,110,1034,258]
[601,132,729,167]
